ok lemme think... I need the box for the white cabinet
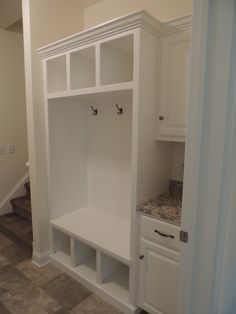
[157,31,191,142]
[139,240,179,314]
[138,215,180,314]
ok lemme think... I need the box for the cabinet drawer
[140,215,180,251]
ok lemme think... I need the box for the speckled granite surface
[137,180,183,226]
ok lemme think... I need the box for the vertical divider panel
[96,250,103,284]
[66,52,70,91]
[71,237,76,267]
[129,263,135,304]
[50,227,54,255]
[129,29,140,306]
[95,43,100,87]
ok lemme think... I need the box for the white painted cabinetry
[39,11,171,314]
[138,215,180,314]
[157,30,191,142]
[39,11,190,314]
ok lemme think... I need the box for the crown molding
[38,10,191,59]
[38,10,161,59]
[160,15,192,37]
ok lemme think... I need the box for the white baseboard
[32,250,50,267]
[0,172,29,216]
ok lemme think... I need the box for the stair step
[24,181,30,197]
[11,196,31,222]
[0,213,32,253]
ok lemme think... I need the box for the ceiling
[0,0,22,29]
[75,0,102,9]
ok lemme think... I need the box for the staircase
[0,182,32,253]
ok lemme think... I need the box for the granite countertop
[137,180,183,226]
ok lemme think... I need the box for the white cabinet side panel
[137,29,172,204]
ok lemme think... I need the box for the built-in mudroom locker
[39,10,190,314]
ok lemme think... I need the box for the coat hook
[91,105,98,116]
[116,104,123,115]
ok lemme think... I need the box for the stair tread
[11,196,31,213]
[0,213,32,252]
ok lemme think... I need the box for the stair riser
[3,181,33,254]
[12,205,32,222]
[24,183,30,197]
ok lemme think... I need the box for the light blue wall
[179,0,236,313]
[211,2,236,313]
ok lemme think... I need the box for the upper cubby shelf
[100,35,134,85]
[70,46,96,90]
[47,55,67,93]
[45,34,134,97]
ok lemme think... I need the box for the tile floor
[0,231,136,314]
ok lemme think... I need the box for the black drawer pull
[154,229,175,239]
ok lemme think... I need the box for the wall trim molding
[160,16,191,37]
[0,172,29,215]
[32,249,50,267]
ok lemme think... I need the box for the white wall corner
[32,249,50,267]
[0,172,29,216]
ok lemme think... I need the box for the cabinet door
[138,240,179,314]
[157,31,190,141]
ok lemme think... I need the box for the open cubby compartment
[70,46,96,90]
[100,34,134,85]
[48,91,133,223]
[98,252,130,303]
[71,238,97,282]
[51,228,71,266]
[46,55,67,93]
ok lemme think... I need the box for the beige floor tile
[0,300,11,314]
[0,244,31,265]
[70,294,123,314]
[0,265,30,296]
[0,254,10,269]
[0,282,62,314]
[16,259,62,287]
[42,273,91,311]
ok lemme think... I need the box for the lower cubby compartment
[51,228,71,266]
[99,253,130,303]
[50,226,137,313]
[72,239,97,282]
